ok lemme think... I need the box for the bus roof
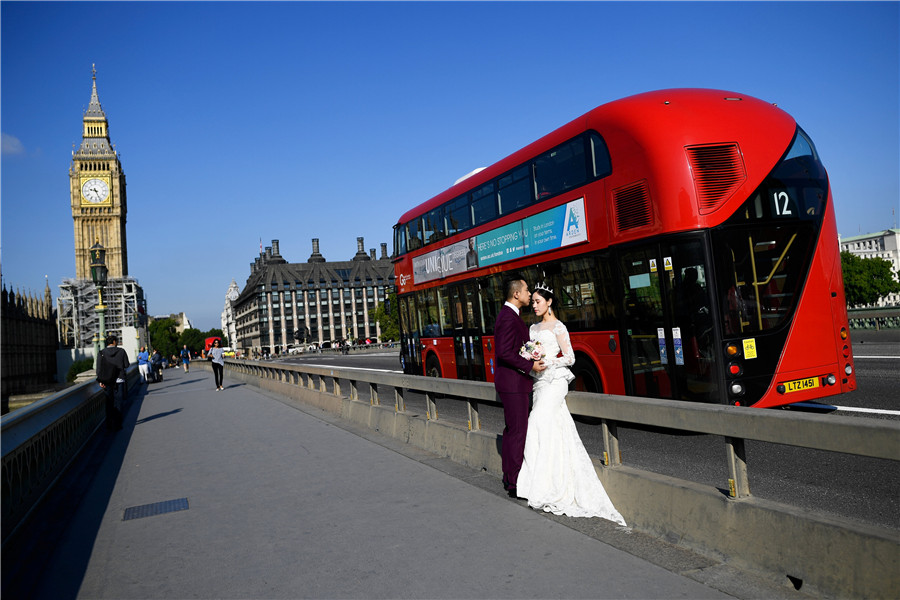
[397,88,793,226]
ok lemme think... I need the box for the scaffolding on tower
[57,277,146,348]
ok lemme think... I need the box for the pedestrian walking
[96,335,129,431]
[207,338,226,390]
[180,344,191,372]
[137,346,150,383]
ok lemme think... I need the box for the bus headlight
[825,374,837,386]
[845,364,853,376]
[730,382,744,396]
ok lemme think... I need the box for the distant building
[149,312,193,333]
[221,280,240,348]
[2,280,58,410]
[232,238,394,356]
[839,228,900,307]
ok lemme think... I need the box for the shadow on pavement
[1,381,149,600]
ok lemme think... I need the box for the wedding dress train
[516,321,626,525]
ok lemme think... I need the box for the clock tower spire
[70,64,128,279]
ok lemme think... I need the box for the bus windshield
[712,127,826,336]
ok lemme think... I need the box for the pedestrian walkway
[20,366,799,599]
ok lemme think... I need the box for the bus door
[450,282,486,381]
[399,295,421,375]
[619,237,719,402]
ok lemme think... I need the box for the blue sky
[2,1,897,331]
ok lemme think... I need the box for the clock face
[227,290,239,301]
[81,178,110,203]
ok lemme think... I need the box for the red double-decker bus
[392,89,855,408]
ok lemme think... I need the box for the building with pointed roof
[58,66,147,356]
[231,238,394,355]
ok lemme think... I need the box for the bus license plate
[784,377,820,393]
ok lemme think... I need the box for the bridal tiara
[535,282,554,295]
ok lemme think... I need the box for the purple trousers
[500,391,530,490]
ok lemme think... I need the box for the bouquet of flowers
[519,339,545,361]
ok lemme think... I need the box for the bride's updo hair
[532,284,554,306]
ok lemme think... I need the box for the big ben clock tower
[70,65,128,279]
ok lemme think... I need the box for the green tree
[148,318,179,359]
[841,251,900,307]
[178,328,206,354]
[369,292,399,341]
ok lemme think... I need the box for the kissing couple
[494,277,626,524]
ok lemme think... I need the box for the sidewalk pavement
[20,366,801,599]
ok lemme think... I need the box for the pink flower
[519,339,545,361]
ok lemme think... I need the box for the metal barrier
[848,306,900,329]
[1,365,139,545]
[226,358,898,494]
[223,358,900,598]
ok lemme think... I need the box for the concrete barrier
[214,358,899,599]
[1,365,141,545]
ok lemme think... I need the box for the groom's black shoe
[507,487,517,498]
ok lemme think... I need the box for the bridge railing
[225,358,898,498]
[0,365,139,545]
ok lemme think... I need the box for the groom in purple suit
[495,278,546,496]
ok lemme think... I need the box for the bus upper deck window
[590,132,612,179]
[407,218,423,251]
[446,195,471,236]
[471,183,498,225]
[535,138,587,199]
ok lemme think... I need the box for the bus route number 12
[771,190,794,218]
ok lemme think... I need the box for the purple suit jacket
[494,305,534,395]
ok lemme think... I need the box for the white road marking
[852,355,900,359]
[293,364,402,373]
[833,405,900,416]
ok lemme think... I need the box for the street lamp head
[89,238,108,286]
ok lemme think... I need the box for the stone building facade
[232,238,394,356]
[1,281,58,408]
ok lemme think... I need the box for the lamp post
[90,239,108,369]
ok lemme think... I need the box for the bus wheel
[571,356,603,393]
[426,356,442,378]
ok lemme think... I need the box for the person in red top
[494,277,546,496]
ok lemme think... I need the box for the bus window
[498,165,534,214]
[446,195,471,237]
[477,275,503,335]
[590,132,612,179]
[418,288,443,338]
[535,138,588,199]
[551,256,618,332]
[423,206,445,245]
[394,225,407,256]
[407,218,423,251]
[471,183,498,226]
[437,285,453,335]
[714,226,815,335]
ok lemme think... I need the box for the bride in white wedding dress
[516,284,626,525]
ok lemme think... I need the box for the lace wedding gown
[516,320,626,524]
